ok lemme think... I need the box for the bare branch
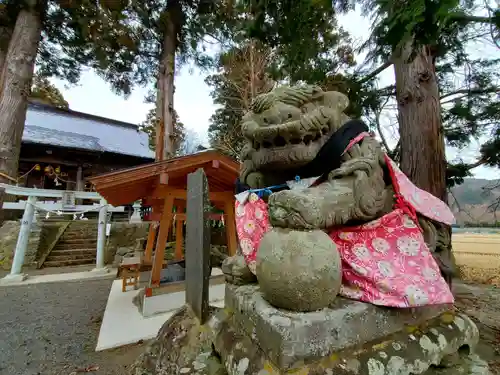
[450,13,498,25]
[359,60,393,84]
[465,159,488,170]
[440,87,500,100]
[448,188,477,222]
[372,95,392,152]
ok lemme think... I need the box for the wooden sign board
[61,191,76,209]
[185,168,211,324]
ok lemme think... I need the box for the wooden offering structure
[89,150,239,289]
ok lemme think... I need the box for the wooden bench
[119,256,141,292]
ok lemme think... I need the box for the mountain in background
[449,178,500,226]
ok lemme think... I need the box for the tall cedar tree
[242,0,499,204]
[125,0,232,160]
[0,0,140,216]
[139,107,186,155]
[334,0,500,201]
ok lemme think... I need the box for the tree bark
[0,24,14,80]
[155,64,165,161]
[393,42,447,202]
[155,6,180,161]
[0,2,46,223]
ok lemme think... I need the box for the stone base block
[90,267,110,275]
[212,291,485,374]
[225,284,453,370]
[0,273,28,284]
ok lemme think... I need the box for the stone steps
[44,248,96,267]
[50,221,98,256]
[47,248,96,257]
[42,222,99,267]
[43,257,96,268]
[53,239,97,249]
[62,231,98,239]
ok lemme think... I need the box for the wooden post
[185,168,211,324]
[76,166,84,205]
[175,217,184,260]
[3,195,37,282]
[150,195,174,286]
[95,198,108,271]
[76,166,84,191]
[144,223,157,263]
[175,200,186,260]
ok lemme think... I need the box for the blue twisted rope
[246,176,301,198]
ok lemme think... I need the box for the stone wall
[0,221,42,270]
[105,222,150,266]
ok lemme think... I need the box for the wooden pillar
[3,195,37,282]
[150,195,175,286]
[144,223,157,263]
[76,166,84,191]
[175,200,186,260]
[95,198,108,270]
[75,166,83,204]
[224,198,237,256]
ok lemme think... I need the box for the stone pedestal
[208,284,487,375]
[0,273,28,284]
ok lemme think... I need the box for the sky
[51,9,498,180]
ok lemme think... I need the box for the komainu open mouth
[252,126,331,151]
[250,126,331,170]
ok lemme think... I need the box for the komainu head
[240,84,350,185]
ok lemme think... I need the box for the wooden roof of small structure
[89,149,240,206]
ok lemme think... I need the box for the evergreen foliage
[30,73,69,109]
[333,0,500,186]
[139,107,186,155]
[217,0,499,191]
[0,0,141,89]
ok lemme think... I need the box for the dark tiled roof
[23,103,154,159]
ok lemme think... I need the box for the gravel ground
[0,279,148,375]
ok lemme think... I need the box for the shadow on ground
[0,278,148,375]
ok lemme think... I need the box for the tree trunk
[0,25,14,86]
[155,7,180,161]
[155,65,165,161]
[393,42,447,202]
[0,3,45,224]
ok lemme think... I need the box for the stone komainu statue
[223,84,456,311]
[131,84,487,375]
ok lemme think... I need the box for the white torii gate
[0,183,140,284]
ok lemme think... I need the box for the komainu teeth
[253,128,327,150]
[303,135,313,144]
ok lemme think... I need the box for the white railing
[3,200,125,212]
[0,183,125,212]
[0,183,143,283]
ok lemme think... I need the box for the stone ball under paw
[256,228,341,312]
[221,254,257,285]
